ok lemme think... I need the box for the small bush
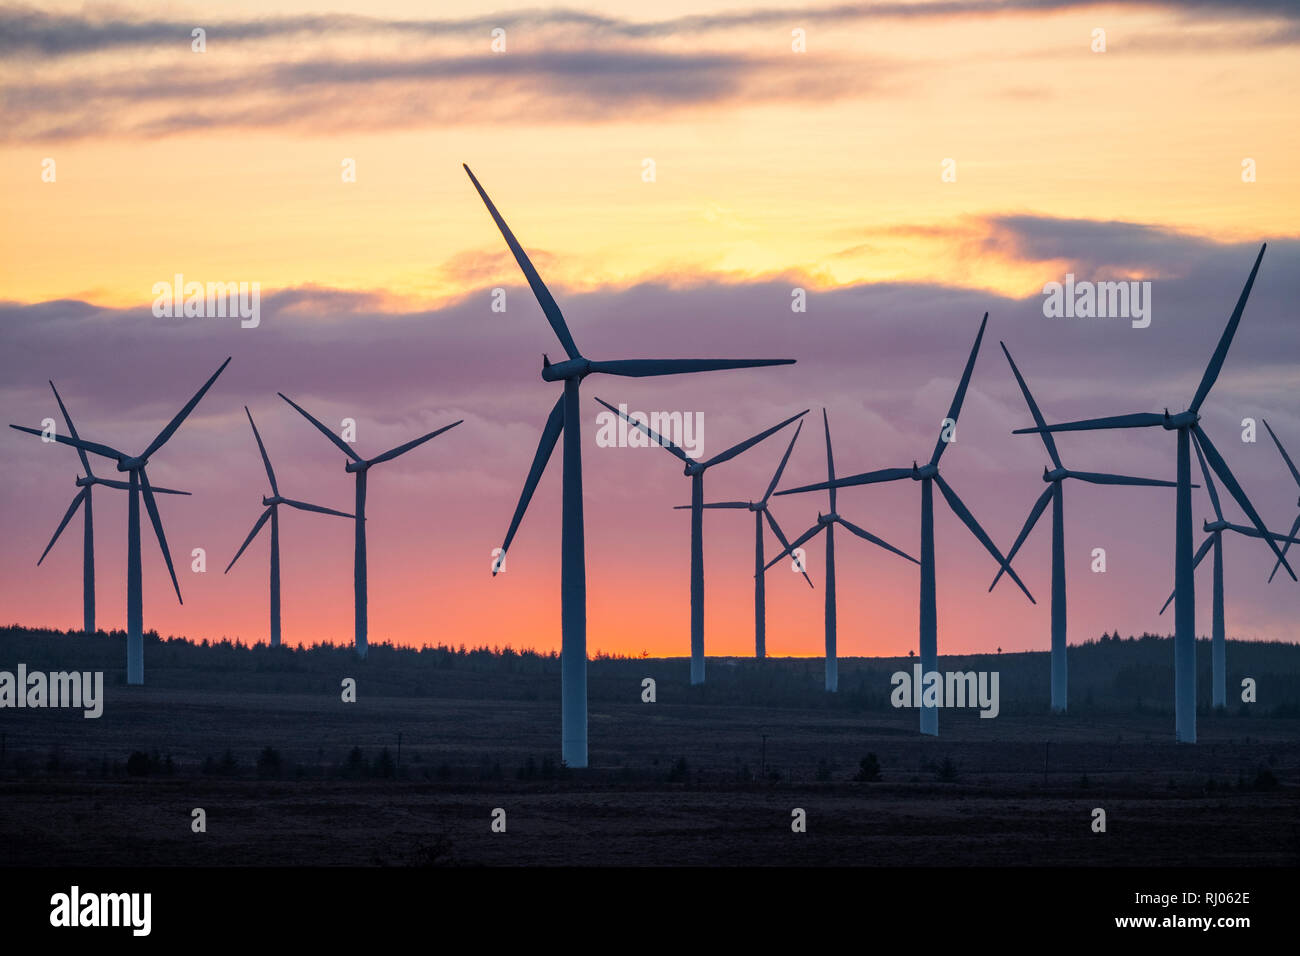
[854,754,882,782]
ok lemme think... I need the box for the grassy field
[1,627,1297,866]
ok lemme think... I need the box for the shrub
[854,754,882,782]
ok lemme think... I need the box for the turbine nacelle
[541,355,590,381]
[262,495,284,507]
[117,456,146,472]
[1044,466,1068,483]
[1204,518,1229,533]
[911,462,938,480]
[344,459,370,474]
[1163,409,1199,430]
[817,512,835,526]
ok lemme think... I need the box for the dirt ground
[2,680,1296,866]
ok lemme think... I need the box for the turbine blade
[989,484,1054,592]
[999,342,1061,470]
[140,468,183,604]
[1194,424,1295,580]
[1267,513,1300,583]
[931,312,988,467]
[1159,535,1216,614]
[934,474,1035,604]
[704,409,810,469]
[593,397,694,464]
[588,358,795,377]
[1190,244,1266,414]
[1222,522,1300,544]
[280,498,353,519]
[95,477,190,495]
[761,522,824,572]
[761,420,803,504]
[837,516,919,565]
[822,408,837,512]
[683,501,750,509]
[367,420,463,467]
[9,424,125,462]
[1014,412,1165,434]
[495,395,565,575]
[224,507,272,574]
[245,406,279,496]
[37,488,87,566]
[463,164,581,360]
[1065,470,1179,488]
[49,381,93,477]
[763,507,813,587]
[142,357,231,460]
[1189,430,1224,521]
[278,393,363,462]
[775,467,912,497]
[1262,419,1300,489]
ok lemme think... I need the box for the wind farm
[773,314,1037,735]
[1013,246,1294,744]
[29,381,190,636]
[595,399,808,682]
[10,359,231,684]
[762,410,919,692]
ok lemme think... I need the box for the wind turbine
[11,358,232,684]
[464,163,795,768]
[1157,435,1300,708]
[29,381,189,635]
[775,313,1036,735]
[1014,245,1294,743]
[225,407,353,647]
[1262,419,1300,583]
[278,393,461,661]
[616,408,811,668]
[991,342,1179,713]
[762,409,918,692]
[594,400,807,681]
[678,418,814,663]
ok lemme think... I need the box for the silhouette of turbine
[1014,246,1294,743]
[598,402,807,677]
[225,407,353,648]
[278,393,461,661]
[992,342,1178,713]
[677,418,814,663]
[1157,435,1300,708]
[11,358,231,684]
[1262,419,1300,583]
[776,314,1035,735]
[464,163,795,767]
[763,409,918,692]
[30,381,189,636]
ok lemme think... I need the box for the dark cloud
[0,49,871,141]
[1,2,1296,57]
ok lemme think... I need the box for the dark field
[1,627,1297,866]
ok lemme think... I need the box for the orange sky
[1,0,1298,658]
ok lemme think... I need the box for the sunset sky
[2,0,1297,660]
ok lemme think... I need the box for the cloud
[0,48,878,141]
[2,2,1297,57]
